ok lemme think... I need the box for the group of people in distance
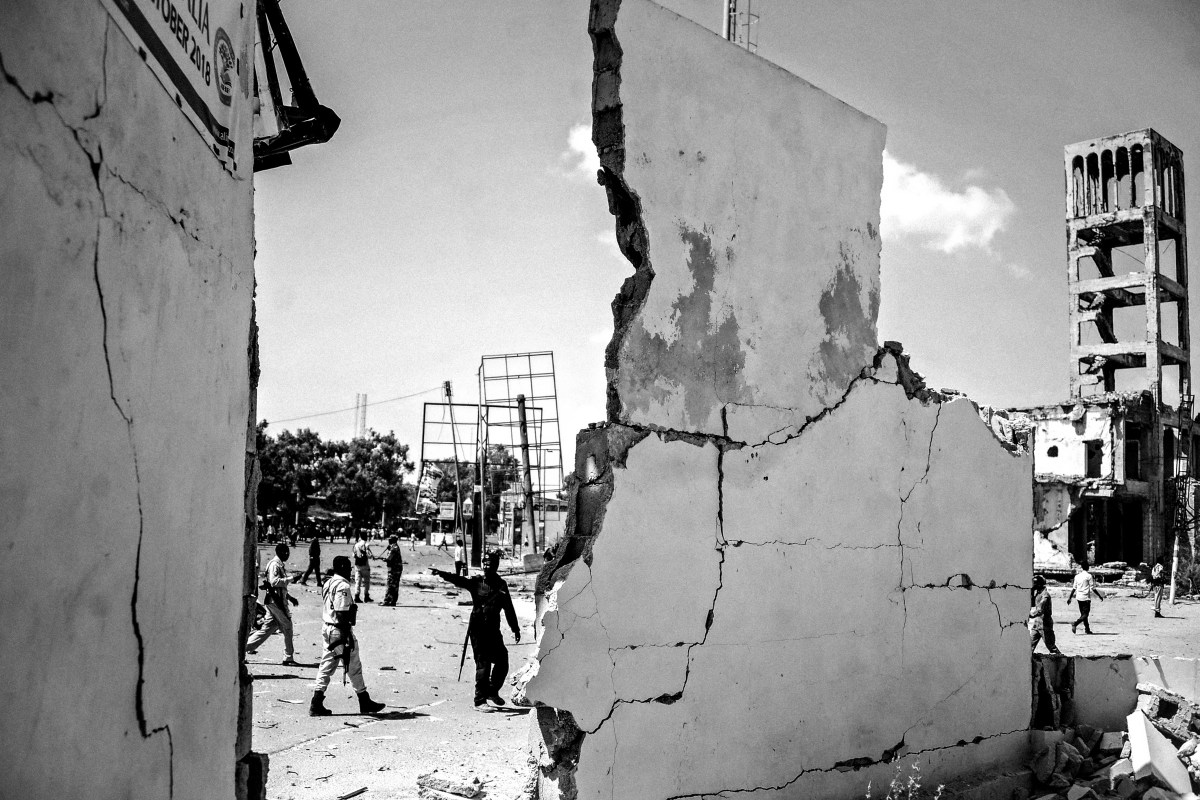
[245,534,522,715]
[1029,556,1169,655]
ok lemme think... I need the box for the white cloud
[563,123,600,178]
[881,152,1015,253]
[1006,263,1032,280]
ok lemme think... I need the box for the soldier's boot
[309,691,332,717]
[357,691,386,714]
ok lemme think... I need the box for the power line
[265,385,443,426]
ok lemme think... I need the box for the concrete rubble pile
[1029,684,1200,800]
[416,770,483,800]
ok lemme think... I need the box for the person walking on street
[297,534,324,587]
[453,538,467,577]
[247,543,299,665]
[309,556,387,716]
[1029,574,1062,655]
[437,530,452,553]
[1067,559,1105,634]
[352,532,375,603]
[430,549,521,709]
[1151,557,1167,618]
[380,536,404,606]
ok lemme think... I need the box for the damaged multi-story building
[1008,129,1197,574]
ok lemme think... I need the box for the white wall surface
[0,2,255,797]
[604,0,885,444]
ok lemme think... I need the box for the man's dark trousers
[471,627,509,705]
[1073,601,1092,634]
[300,557,323,586]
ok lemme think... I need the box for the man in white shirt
[1150,557,1166,618]
[246,543,298,665]
[1067,559,1104,634]
[309,556,387,716]
[351,533,374,603]
[454,538,467,577]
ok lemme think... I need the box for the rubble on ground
[415,770,483,799]
[1028,683,1200,800]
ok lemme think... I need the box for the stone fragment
[1108,758,1134,790]
[1033,741,1085,789]
[1142,789,1182,800]
[1066,782,1095,800]
[416,771,481,798]
[418,789,466,800]
[1127,710,1193,794]
[1033,730,1068,751]
[1076,725,1102,756]
[1099,732,1127,757]
[1179,738,1200,758]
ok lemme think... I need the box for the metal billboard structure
[417,395,544,566]
[478,351,566,552]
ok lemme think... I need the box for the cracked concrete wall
[0,2,256,798]
[595,0,883,445]
[525,2,1033,797]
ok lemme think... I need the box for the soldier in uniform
[380,535,404,606]
[430,549,521,709]
[309,556,387,716]
[246,543,298,666]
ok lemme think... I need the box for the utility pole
[446,380,476,568]
[516,394,537,555]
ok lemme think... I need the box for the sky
[254,0,1200,476]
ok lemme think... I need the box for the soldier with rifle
[309,556,387,716]
[246,543,298,666]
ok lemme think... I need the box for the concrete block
[1099,731,1126,756]
[1127,709,1193,794]
[416,771,482,797]
[1066,783,1095,800]
[1138,682,1200,742]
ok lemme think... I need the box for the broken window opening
[1125,426,1143,481]
[1084,439,1103,478]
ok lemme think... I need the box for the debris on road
[416,770,482,798]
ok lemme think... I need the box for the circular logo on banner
[214,28,235,107]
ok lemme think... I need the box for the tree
[324,430,414,528]
[256,423,414,530]
[257,423,327,527]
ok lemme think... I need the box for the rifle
[457,616,472,682]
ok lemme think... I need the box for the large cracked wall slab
[595,0,884,444]
[0,2,256,798]
[525,2,1033,797]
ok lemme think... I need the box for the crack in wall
[661,727,1029,799]
[3,44,175,798]
[590,0,654,424]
